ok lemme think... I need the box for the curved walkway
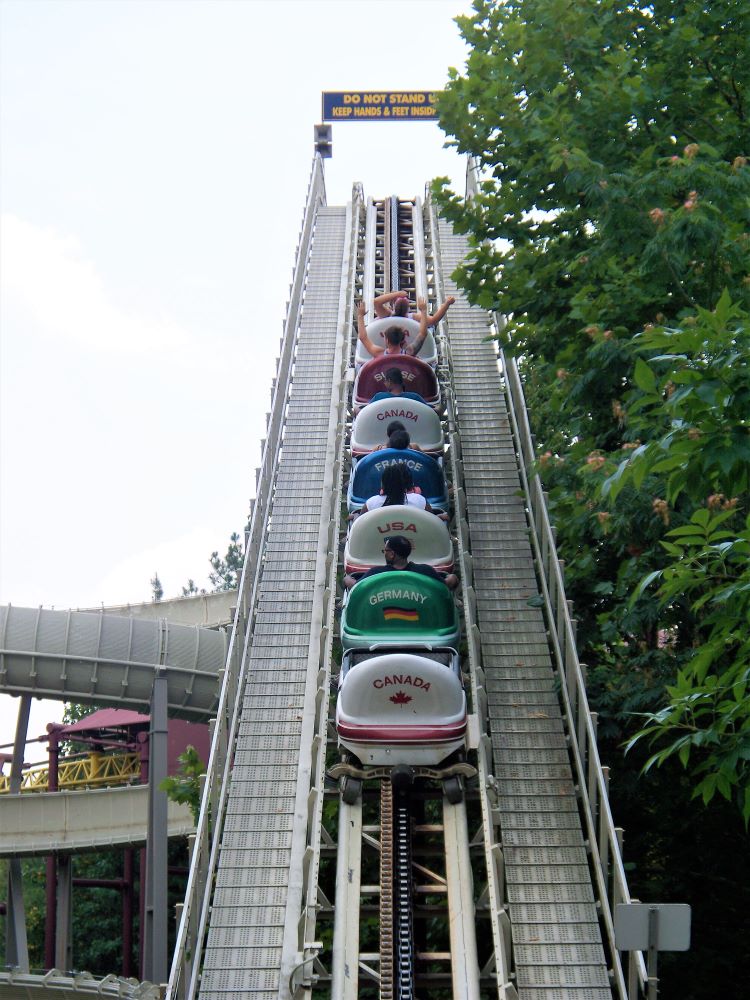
[0,970,160,999]
[0,783,193,857]
[80,590,237,629]
[0,605,228,720]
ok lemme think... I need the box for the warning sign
[322,91,440,121]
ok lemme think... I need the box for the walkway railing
[464,155,647,996]
[501,349,649,999]
[167,155,328,1000]
[0,752,140,793]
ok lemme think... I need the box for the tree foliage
[208,530,245,591]
[179,521,250,598]
[433,0,750,817]
[147,520,249,601]
[604,295,750,815]
[160,744,206,824]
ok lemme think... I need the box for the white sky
[0,0,472,747]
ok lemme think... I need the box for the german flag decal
[383,606,419,622]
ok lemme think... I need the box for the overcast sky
[0,0,472,748]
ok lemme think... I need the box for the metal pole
[138,846,146,978]
[45,857,57,968]
[443,799,481,1000]
[55,854,72,972]
[647,905,659,1000]
[45,725,61,969]
[123,848,134,977]
[6,695,31,972]
[143,670,169,985]
[138,730,148,979]
[9,697,30,793]
[331,800,362,999]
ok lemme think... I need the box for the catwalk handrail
[166,155,327,1000]
[284,186,361,995]
[500,350,649,999]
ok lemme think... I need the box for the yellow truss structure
[0,751,141,793]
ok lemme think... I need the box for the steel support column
[443,800,481,1000]
[44,725,61,970]
[55,854,72,972]
[331,800,362,999]
[143,670,169,985]
[123,848,135,978]
[5,695,31,972]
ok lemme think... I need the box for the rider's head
[388,428,411,450]
[384,326,407,349]
[383,535,412,561]
[384,368,405,392]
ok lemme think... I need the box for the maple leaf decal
[390,691,412,705]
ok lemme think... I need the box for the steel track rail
[382,198,428,1000]
[393,790,415,999]
[168,158,356,1000]
[425,195,517,999]
[500,353,648,999]
[362,198,377,322]
[388,196,400,293]
[330,189,374,1000]
[285,184,362,998]
[331,798,363,999]
[331,195,472,1000]
[380,782,395,1000]
[168,155,329,1000]
[464,156,646,998]
[429,193,638,998]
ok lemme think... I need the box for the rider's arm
[424,296,456,327]
[357,301,382,356]
[406,298,429,357]
[374,290,407,318]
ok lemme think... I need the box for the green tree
[70,849,133,975]
[435,0,749,333]
[600,294,750,816]
[149,521,248,600]
[208,530,244,591]
[434,0,750,809]
[433,3,750,991]
[160,744,206,825]
[178,519,250,597]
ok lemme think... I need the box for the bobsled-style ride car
[347,449,448,513]
[354,316,438,369]
[343,505,454,577]
[350,397,443,457]
[352,355,440,412]
[335,570,467,802]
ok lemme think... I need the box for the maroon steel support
[123,848,134,978]
[44,858,56,969]
[72,878,126,889]
[34,712,168,979]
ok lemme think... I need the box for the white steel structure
[165,159,648,1000]
[1,156,650,1000]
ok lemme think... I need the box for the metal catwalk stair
[166,169,645,1000]
[433,216,612,998]
[197,204,350,998]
